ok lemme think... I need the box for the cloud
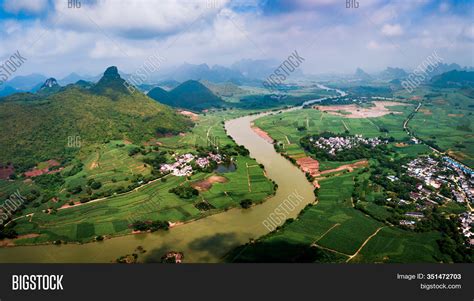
[367,40,380,50]
[3,0,49,14]
[0,0,472,76]
[381,23,403,37]
[461,24,474,42]
[52,0,229,39]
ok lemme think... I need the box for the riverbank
[0,111,315,263]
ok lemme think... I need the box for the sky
[0,0,472,77]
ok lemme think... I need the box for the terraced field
[3,111,276,245]
[228,171,443,263]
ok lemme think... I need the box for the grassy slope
[148,80,224,111]
[9,110,275,244]
[0,87,192,168]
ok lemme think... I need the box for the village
[159,152,224,177]
[309,134,386,155]
[405,156,473,205]
[460,212,474,247]
[402,155,474,246]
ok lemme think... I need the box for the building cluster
[405,157,446,189]
[160,153,195,177]
[160,153,223,177]
[310,135,385,155]
[406,156,473,204]
[401,156,474,245]
[459,212,473,247]
[443,157,474,204]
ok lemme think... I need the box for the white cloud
[0,0,472,76]
[461,24,474,41]
[52,0,229,38]
[3,0,48,14]
[381,23,403,37]
[370,5,397,25]
[367,40,381,50]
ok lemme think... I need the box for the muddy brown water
[0,113,315,263]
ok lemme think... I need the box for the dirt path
[89,151,101,170]
[206,126,213,139]
[341,120,349,131]
[312,243,351,257]
[56,175,171,211]
[346,226,385,262]
[246,163,251,192]
[366,118,380,130]
[311,223,341,245]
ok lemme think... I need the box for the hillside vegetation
[148,80,224,111]
[0,67,193,169]
[430,70,474,88]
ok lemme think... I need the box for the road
[403,100,472,171]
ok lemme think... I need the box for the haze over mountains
[430,70,474,88]
[1,59,473,99]
[0,59,296,97]
[352,63,474,82]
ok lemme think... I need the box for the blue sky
[0,0,472,77]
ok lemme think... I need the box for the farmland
[408,88,474,168]
[227,171,443,262]
[253,102,424,167]
[2,110,275,245]
[226,96,472,263]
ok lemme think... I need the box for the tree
[169,185,199,199]
[240,199,253,209]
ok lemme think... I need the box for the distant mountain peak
[379,67,408,80]
[354,67,372,80]
[59,72,85,85]
[74,80,93,89]
[103,66,120,79]
[92,66,130,96]
[36,78,61,95]
[147,79,223,111]
[41,78,59,89]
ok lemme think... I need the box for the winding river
[0,112,315,263]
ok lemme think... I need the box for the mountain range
[430,70,474,88]
[353,63,474,82]
[0,66,193,169]
[147,80,224,111]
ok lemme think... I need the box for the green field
[254,102,420,170]
[409,88,474,167]
[227,171,443,263]
[227,101,451,263]
[3,110,275,244]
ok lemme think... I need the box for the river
[0,112,315,263]
[0,84,349,263]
